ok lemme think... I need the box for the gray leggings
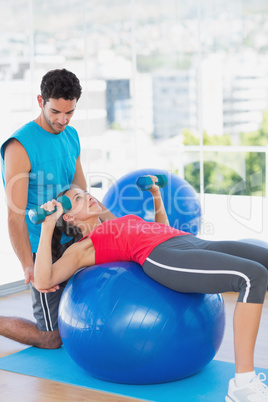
[142,236,268,304]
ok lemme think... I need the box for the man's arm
[4,140,35,283]
[4,140,59,291]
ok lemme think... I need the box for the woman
[34,176,268,402]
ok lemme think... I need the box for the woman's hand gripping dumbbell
[136,174,168,191]
[28,195,72,225]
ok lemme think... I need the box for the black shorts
[31,240,72,332]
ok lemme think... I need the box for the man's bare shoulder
[4,139,30,173]
[4,138,27,154]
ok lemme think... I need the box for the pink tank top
[83,215,190,266]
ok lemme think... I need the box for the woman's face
[64,188,102,220]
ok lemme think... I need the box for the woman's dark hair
[40,68,82,105]
[51,189,83,261]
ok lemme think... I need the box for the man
[0,68,113,349]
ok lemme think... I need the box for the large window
[1,0,268,287]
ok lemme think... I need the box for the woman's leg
[143,237,268,399]
[227,302,268,402]
[200,238,268,271]
[184,236,268,373]
[234,302,263,373]
[142,237,268,303]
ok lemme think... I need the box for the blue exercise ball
[102,169,201,235]
[58,262,225,384]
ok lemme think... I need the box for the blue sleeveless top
[1,121,80,252]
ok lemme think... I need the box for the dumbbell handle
[136,174,168,191]
[28,195,72,225]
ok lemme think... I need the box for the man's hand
[24,266,59,293]
[24,266,34,285]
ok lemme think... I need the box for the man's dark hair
[40,68,82,105]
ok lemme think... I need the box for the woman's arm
[148,176,170,226]
[34,200,93,292]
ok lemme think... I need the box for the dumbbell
[136,174,168,191]
[28,195,72,225]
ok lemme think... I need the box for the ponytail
[51,188,83,261]
[51,215,83,261]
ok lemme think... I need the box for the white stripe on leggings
[146,257,251,303]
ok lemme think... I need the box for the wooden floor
[0,290,268,401]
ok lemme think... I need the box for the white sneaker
[225,373,268,401]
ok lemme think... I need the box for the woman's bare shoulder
[65,237,94,254]
[59,236,95,270]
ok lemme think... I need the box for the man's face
[39,97,77,134]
